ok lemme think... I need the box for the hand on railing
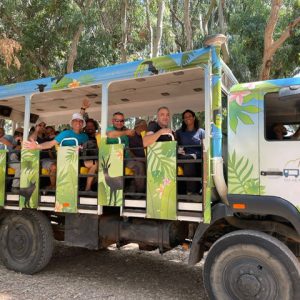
[23,138,38,150]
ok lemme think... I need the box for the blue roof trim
[0,47,212,100]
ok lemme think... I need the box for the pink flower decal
[163,178,171,186]
[156,178,171,199]
[229,90,251,106]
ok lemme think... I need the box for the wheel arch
[228,194,300,235]
[189,196,300,265]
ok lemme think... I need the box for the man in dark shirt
[143,106,174,147]
[127,119,148,193]
[129,119,147,158]
[82,118,99,191]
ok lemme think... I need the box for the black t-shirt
[147,121,173,142]
[129,133,145,158]
[37,136,54,159]
[82,136,98,157]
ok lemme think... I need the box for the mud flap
[64,214,99,249]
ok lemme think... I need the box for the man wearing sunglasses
[106,112,135,147]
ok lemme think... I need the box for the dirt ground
[0,243,208,300]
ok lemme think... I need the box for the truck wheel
[203,230,300,300]
[0,210,54,274]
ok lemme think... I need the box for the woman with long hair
[176,109,205,195]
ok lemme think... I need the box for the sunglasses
[113,119,125,123]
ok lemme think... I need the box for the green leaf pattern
[228,150,265,195]
[146,141,177,220]
[55,147,78,213]
[229,100,261,133]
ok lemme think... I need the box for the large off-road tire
[0,210,54,274]
[203,230,300,300]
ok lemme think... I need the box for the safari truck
[0,35,299,299]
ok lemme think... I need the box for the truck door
[259,87,300,210]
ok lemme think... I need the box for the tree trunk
[120,0,129,63]
[66,0,93,73]
[170,0,184,52]
[183,0,193,50]
[218,0,230,63]
[260,0,300,80]
[203,0,217,35]
[152,0,165,58]
[145,0,153,58]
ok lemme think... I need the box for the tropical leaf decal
[229,100,260,133]
[20,149,40,208]
[188,52,210,67]
[51,77,73,90]
[134,56,179,77]
[78,74,95,85]
[55,147,78,213]
[147,141,177,220]
[228,150,265,195]
[180,51,194,66]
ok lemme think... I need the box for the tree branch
[203,0,217,35]
[153,0,165,57]
[66,0,94,73]
[120,0,129,63]
[260,0,300,80]
[145,0,153,58]
[184,0,193,50]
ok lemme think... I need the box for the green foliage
[0,1,299,84]
[227,0,300,81]
[228,150,265,195]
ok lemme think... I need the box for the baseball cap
[70,113,86,127]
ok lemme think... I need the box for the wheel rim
[223,256,279,299]
[7,223,33,262]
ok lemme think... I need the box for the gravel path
[0,243,208,300]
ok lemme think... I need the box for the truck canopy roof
[0,47,236,125]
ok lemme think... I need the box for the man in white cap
[24,113,88,149]
[23,113,97,191]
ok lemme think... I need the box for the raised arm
[80,98,90,121]
[23,139,58,150]
[107,129,135,138]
